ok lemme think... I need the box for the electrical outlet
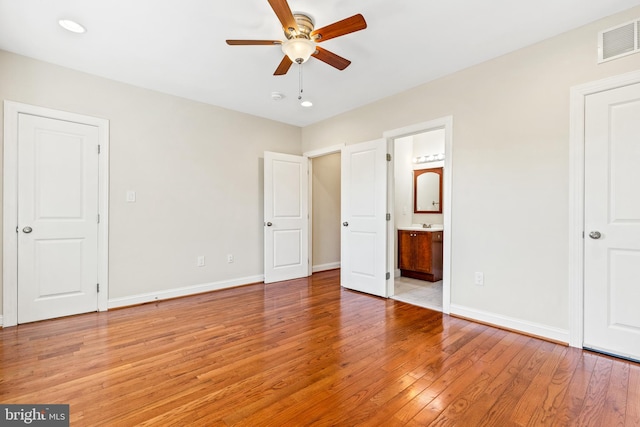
[197,256,205,267]
[126,190,136,202]
[474,272,484,286]
[227,254,234,263]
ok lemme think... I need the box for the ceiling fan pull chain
[298,63,304,100]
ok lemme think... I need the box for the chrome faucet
[422,223,431,228]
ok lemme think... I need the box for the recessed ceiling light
[59,19,86,34]
[301,100,313,108]
[271,92,285,101]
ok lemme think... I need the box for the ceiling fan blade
[274,55,293,75]
[226,40,282,45]
[312,46,351,70]
[311,14,367,43]
[267,0,298,37]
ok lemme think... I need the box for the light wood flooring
[1,269,639,426]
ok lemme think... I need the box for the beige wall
[0,50,301,310]
[311,153,341,270]
[302,6,640,333]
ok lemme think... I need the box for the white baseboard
[0,315,3,328]
[312,262,340,273]
[449,304,569,344]
[108,274,264,309]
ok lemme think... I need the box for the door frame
[3,101,110,327]
[304,144,345,277]
[384,116,453,314]
[568,70,640,348]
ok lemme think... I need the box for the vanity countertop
[397,225,444,232]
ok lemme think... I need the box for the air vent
[598,19,639,63]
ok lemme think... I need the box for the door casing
[569,69,640,348]
[3,101,110,327]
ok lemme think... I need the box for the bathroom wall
[394,130,446,227]
[412,129,445,226]
[394,136,414,229]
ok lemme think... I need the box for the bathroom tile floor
[392,276,442,311]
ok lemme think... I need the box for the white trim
[383,116,454,314]
[3,101,110,327]
[568,70,640,348]
[108,275,264,309]
[303,143,344,158]
[307,156,314,277]
[450,304,570,344]
[312,262,341,273]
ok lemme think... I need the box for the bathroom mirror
[414,167,443,214]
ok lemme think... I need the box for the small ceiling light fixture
[271,92,285,101]
[300,100,313,108]
[58,19,86,34]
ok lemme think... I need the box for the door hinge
[386,272,391,280]
[97,144,101,154]
[97,214,100,224]
[386,153,392,162]
[16,226,18,233]
[97,283,100,293]
[386,213,391,221]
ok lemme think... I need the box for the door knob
[266,222,273,227]
[22,226,33,233]
[588,231,601,239]
[342,222,349,227]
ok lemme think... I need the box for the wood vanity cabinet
[398,230,443,282]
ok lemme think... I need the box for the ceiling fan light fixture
[282,38,316,64]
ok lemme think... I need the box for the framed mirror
[414,167,443,214]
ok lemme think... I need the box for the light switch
[126,191,136,202]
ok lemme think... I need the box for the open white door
[341,139,388,297]
[583,82,640,361]
[264,151,309,284]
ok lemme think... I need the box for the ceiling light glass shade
[282,38,316,64]
[301,100,313,107]
[58,19,86,33]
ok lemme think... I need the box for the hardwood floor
[1,269,638,426]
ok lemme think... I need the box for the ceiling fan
[226,0,367,76]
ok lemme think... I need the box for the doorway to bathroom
[384,118,453,313]
[301,117,452,311]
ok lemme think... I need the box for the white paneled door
[584,82,640,361]
[263,152,309,284]
[341,139,388,297]
[18,114,100,323]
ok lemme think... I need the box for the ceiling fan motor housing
[287,14,315,39]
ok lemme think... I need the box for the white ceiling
[1,0,639,127]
